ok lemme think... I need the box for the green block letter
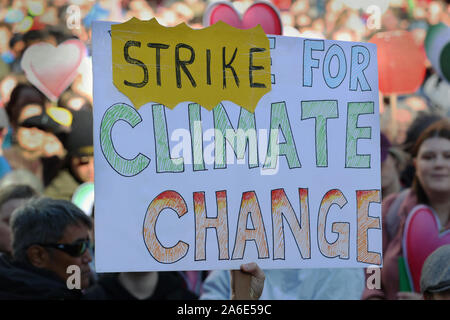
[346,102,374,168]
[301,100,338,167]
[100,103,150,177]
[264,102,301,169]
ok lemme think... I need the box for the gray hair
[0,169,44,194]
[10,197,93,263]
[0,184,39,209]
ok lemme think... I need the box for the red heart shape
[203,1,283,35]
[403,205,450,292]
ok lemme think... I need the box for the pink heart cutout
[21,39,87,102]
[203,1,283,35]
[403,205,450,292]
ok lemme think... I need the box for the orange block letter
[143,190,189,263]
[317,189,349,259]
[272,188,311,260]
[232,191,269,260]
[356,190,381,265]
[194,191,230,261]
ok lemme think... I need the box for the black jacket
[0,254,197,300]
[0,253,81,300]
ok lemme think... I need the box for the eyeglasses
[39,239,92,257]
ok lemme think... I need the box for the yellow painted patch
[112,18,271,113]
[47,106,73,127]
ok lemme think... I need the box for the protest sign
[92,19,382,272]
[369,31,426,140]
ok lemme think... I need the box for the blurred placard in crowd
[370,30,426,95]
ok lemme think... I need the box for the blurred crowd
[0,0,448,301]
[0,0,449,146]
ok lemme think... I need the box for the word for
[100,100,375,177]
[302,40,372,91]
[142,188,381,265]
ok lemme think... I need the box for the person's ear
[26,245,51,268]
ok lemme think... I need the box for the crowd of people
[0,0,448,300]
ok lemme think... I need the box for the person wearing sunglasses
[4,84,72,186]
[0,197,265,300]
[0,197,196,300]
[0,197,94,299]
[45,109,94,201]
[37,238,92,258]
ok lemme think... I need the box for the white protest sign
[92,19,382,272]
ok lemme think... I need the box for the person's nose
[434,154,448,167]
[82,247,93,264]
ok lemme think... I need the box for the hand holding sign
[231,263,265,300]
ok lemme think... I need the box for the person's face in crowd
[128,0,154,20]
[427,1,443,25]
[172,2,194,21]
[0,75,18,105]
[16,126,65,159]
[381,154,398,190]
[10,39,24,56]
[71,74,93,106]
[26,0,46,15]
[0,198,29,253]
[39,6,58,26]
[71,155,94,183]
[394,108,413,145]
[382,9,399,30]
[16,104,66,159]
[415,137,450,196]
[332,28,355,42]
[41,223,92,289]
[411,28,427,47]
[0,27,11,53]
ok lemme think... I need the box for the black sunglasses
[39,239,92,257]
